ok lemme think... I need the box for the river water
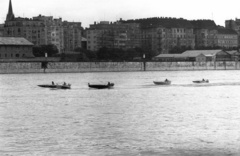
[0,70,240,156]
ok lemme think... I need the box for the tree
[33,44,59,57]
[97,47,110,60]
[74,47,97,61]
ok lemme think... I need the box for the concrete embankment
[146,61,239,70]
[46,62,143,73]
[0,61,239,74]
[0,62,43,74]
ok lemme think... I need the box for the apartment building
[3,0,83,53]
[225,18,240,46]
[86,21,141,51]
[4,14,64,53]
[215,28,238,48]
[63,21,82,52]
[32,15,64,52]
[126,17,195,54]
[190,20,217,48]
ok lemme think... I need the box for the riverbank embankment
[0,61,239,74]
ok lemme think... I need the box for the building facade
[4,14,64,53]
[0,24,4,37]
[154,50,232,62]
[225,18,240,46]
[86,21,141,51]
[0,37,34,59]
[3,0,83,53]
[63,21,82,52]
[215,28,238,48]
[190,20,217,48]
[127,18,195,55]
[141,26,195,55]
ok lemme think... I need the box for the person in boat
[63,82,66,86]
[165,79,168,82]
[52,81,54,85]
[202,79,205,81]
[108,82,110,86]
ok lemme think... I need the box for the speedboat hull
[38,84,71,89]
[38,84,56,88]
[56,85,71,89]
[153,81,171,85]
[88,83,114,89]
[193,80,209,83]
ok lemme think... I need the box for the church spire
[6,0,15,21]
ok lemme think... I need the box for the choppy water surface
[1,70,240,156]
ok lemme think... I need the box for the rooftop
[190,20,217,29]
[123,17,193,29]
[181,50,224,57]
[0,37,34,46]
[226,50,240,55]
[154,54,185,58]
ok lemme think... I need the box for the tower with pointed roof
[6,0,15,21]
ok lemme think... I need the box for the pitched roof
[123,17,193,29]
[226,50,240,55]
[181,50,223,57]
[190,20,217,29]
[0,37,33,45]
[155,54,185,58]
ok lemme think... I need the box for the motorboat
[38,82,71,89]
[193,79,209,83]
[153,80,171,85]
[88,82,114,89]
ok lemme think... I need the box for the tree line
[32,44,153,62]
[33,44,240,62]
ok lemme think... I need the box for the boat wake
[173,82,240,87]
[121,82,240,89]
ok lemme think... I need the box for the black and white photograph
[0,0,240,155]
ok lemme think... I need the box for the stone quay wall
[0,62,43,74]
[146,61,239,71]
[46,62,143,73]
[0,61,240,74]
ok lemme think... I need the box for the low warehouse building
[0,37,34,59]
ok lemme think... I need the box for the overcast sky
[0,0,240,28]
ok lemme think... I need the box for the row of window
[0,53,25,58]
[218,35,238,39]
[218,40,238,44]
[0,47,30,50]
[147,28,193,33]
[6,22,44,27]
